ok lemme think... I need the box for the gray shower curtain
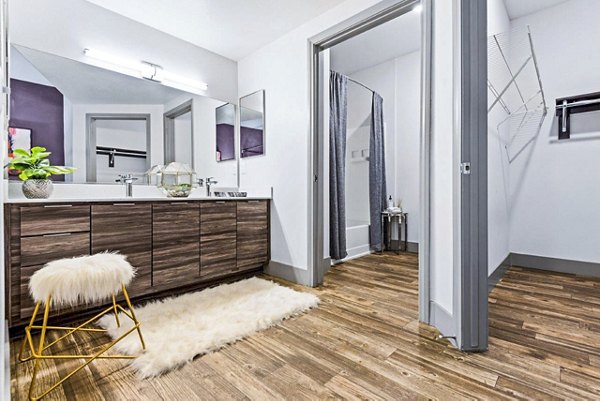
[369,92,387,251]
[329,71,348,261]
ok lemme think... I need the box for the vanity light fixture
[83,48,208,93]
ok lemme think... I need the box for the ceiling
[330,8,421,75]
[503,0,569,20]
[84,0,347,61]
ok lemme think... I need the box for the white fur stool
[19,253,145,401]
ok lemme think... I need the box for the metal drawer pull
[215,201,226,204]
[247,200,260,203]
[43,204,73,208]
[172,202,188,204]
[113,203,136,206]
[42,233,72,237]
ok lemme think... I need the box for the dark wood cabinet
[152,202,200,288]
[237,200,269,270]
[200,201,238,280]
[5,199,269,328]
[91,203,152,293]
[20,205,90,236]
[8,204,92,323]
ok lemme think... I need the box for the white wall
[342,49,421,243]
[237,0,389,271]
[347,59,397,227]
[9,0,238,103]
[71,104,164,183]
[487,0,511,275]
[509,0,600,263]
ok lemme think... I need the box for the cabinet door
[91,203,152,293]
[152,202,200,288]
[200,201,237,280]
[237,200,269,270]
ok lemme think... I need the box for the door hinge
[460,162,471,175]
[314,174,318,182]
[1,86,9,95]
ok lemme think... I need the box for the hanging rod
[96,146,147,168]
[347,76,376,94]
[555,91,600,140]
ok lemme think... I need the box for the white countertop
[4,181,272,204]
[5,196,272,204]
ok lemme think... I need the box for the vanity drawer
[20,232,90,267]
[20,204,90,236]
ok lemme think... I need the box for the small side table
[380,210,408,254]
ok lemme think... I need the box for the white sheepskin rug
[98,277,319,378]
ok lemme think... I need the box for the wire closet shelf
[488,25,547,163]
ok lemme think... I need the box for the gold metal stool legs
[19,288,145,400]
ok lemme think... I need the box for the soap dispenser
[388,195,394,210]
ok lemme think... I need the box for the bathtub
[334,219,372,263]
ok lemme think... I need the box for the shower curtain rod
[347,76,376,94]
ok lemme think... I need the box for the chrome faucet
[205,177,218,197]
[116,174,138,197]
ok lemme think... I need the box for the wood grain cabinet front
[14,205,92,323]
[6,199,270,328]
[91,203,152,293]
[200,201,237,280]
[152,202,200,288]
[237,200,269,270]
[20,204,90,236]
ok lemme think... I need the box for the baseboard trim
[511,253,600,278]
[407,241,419,253]
[388,240,419,253]
[265,260,312,286]
[429,301,456,347]
[488,254,511,293]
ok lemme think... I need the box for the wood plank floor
[10,252,600,400]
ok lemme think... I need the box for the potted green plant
[5,146,75,199]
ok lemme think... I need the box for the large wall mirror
[240,90,265,158]
[7,45,239,187]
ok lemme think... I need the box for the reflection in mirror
[164,100,193,167]
[88,115,150,183]
[240,90,265,158]
[8,44,239,187]
[216,103,235,162]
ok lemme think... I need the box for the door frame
[85,113,151,183]
[307,0,489,351]
[307,0,431,320]
[456,0,488,352]
[164,99,194,167]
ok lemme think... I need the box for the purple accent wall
[10,78,65,180]
[240,126,264,158]
[216,123,235,161]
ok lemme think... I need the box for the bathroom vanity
[4,197,270,328]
